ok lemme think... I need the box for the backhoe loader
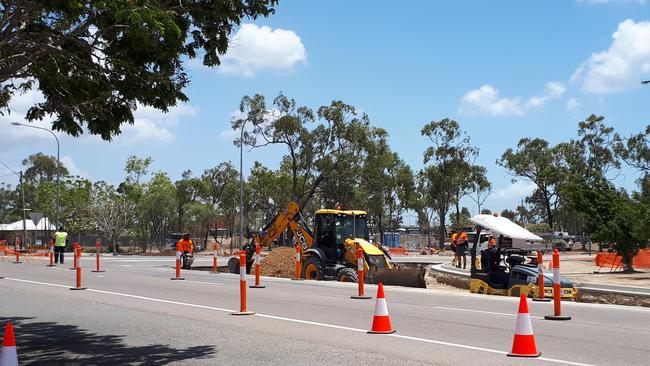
[228,201,426,288]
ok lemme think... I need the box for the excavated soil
[259,247,296,278]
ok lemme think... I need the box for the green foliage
[498,138,561,228]
[527,223,552,233]
[0,0,279,139]
[419,118,481,247]
[563,174,648,271]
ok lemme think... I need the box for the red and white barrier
[368,283,395,334]
[544,249,571,321]
[0,322,19,366]
[170,247,185,281]
[12,250,21,264]
[351,246,371,299]
[70,265,87,291]
[250,244,265,289]
[92,241,105,273]
[291,243,304,281]
[508,294,541,357]
[48,245,55,267]
[232,252,255,315]
[212,243,218,273]
[533,251,550,302]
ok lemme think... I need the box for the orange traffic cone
[548,259,553,270]
[508,294,541,358]
[0,322,19,366]
[368,283,396,334]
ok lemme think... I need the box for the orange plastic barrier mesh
[594,249,650,268]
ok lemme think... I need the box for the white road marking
[434,306,544,320]
[183,280,224,286]
[3,277,597,365]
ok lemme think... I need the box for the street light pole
[0,160,27,248]
[239,121,247,250]
[11,123,60,228]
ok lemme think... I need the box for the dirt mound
[260,247,295,278]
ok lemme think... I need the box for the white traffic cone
[0,322,19,366]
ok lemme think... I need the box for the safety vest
[458,232,468,243]
[54,231,67,247]
[177,239,193,253]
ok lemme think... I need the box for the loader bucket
[368,266,427,288]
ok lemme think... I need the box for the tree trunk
[438,208,446,249]
[112,237,117,256]
[622,254,635,272]
[455,191,460,226]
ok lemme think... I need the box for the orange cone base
[0,276,4,279]
[544,315,571,321]
[367,329,396,334]
[351,295,372,299]
[509,334,540,357]
[69,267,77,270]
[532,297,551,302]
[70,287,87,290]
[12,261,22,264]
[508,351,541,358]
[170,277,185,280]
[231,311,255,316]
[46,264,56,267]
[291,278,304,281]
[249,285,266,288]
[91,270,105,273]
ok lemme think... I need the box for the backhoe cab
[469,214,577,299]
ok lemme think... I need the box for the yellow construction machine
[228,201,426,288]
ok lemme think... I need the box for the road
[1,254,649,365]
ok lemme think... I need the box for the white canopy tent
[469,214,542,242]
[0,218,57,231]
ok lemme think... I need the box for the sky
[1,0,649,224]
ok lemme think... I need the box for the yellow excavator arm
[252,201,304,248]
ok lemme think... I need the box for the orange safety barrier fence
[388,247,408,255]
[594,249,650,269]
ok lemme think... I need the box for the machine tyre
[337,267,358,283]
[302,256,325,280]
[228,257,240,274]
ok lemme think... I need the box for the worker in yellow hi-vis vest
[53,226,68,264]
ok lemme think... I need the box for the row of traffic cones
[366,284,542,358]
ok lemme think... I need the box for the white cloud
[115,103,198,143]
[60,156,90,179]
[566,97,580,110]
[1,82,198,146]
[459,82,566,116]
[493,181,537,200]
[572,19,650,93]
[218,24,306,77]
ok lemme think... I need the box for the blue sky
[2,0,649,222]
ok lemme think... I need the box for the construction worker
[456,229,469,269]
[53,226,68,264]
[481,236,498,270]
[450,229,458,267]
[177,233,194,254]
[177,233,194,270]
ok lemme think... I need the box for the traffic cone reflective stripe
[368,283,395,334]
[0,322,19,366]
[508,294,540,358]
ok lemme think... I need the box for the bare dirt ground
[552,254,650,287]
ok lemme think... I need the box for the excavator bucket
[368,266,427,288]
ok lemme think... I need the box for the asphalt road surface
[1,254,649,366]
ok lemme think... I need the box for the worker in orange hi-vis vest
[456,229,469,269]
[450,230,459,267]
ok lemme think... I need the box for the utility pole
[20,171,26,248]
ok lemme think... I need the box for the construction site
[1,1,650,365]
